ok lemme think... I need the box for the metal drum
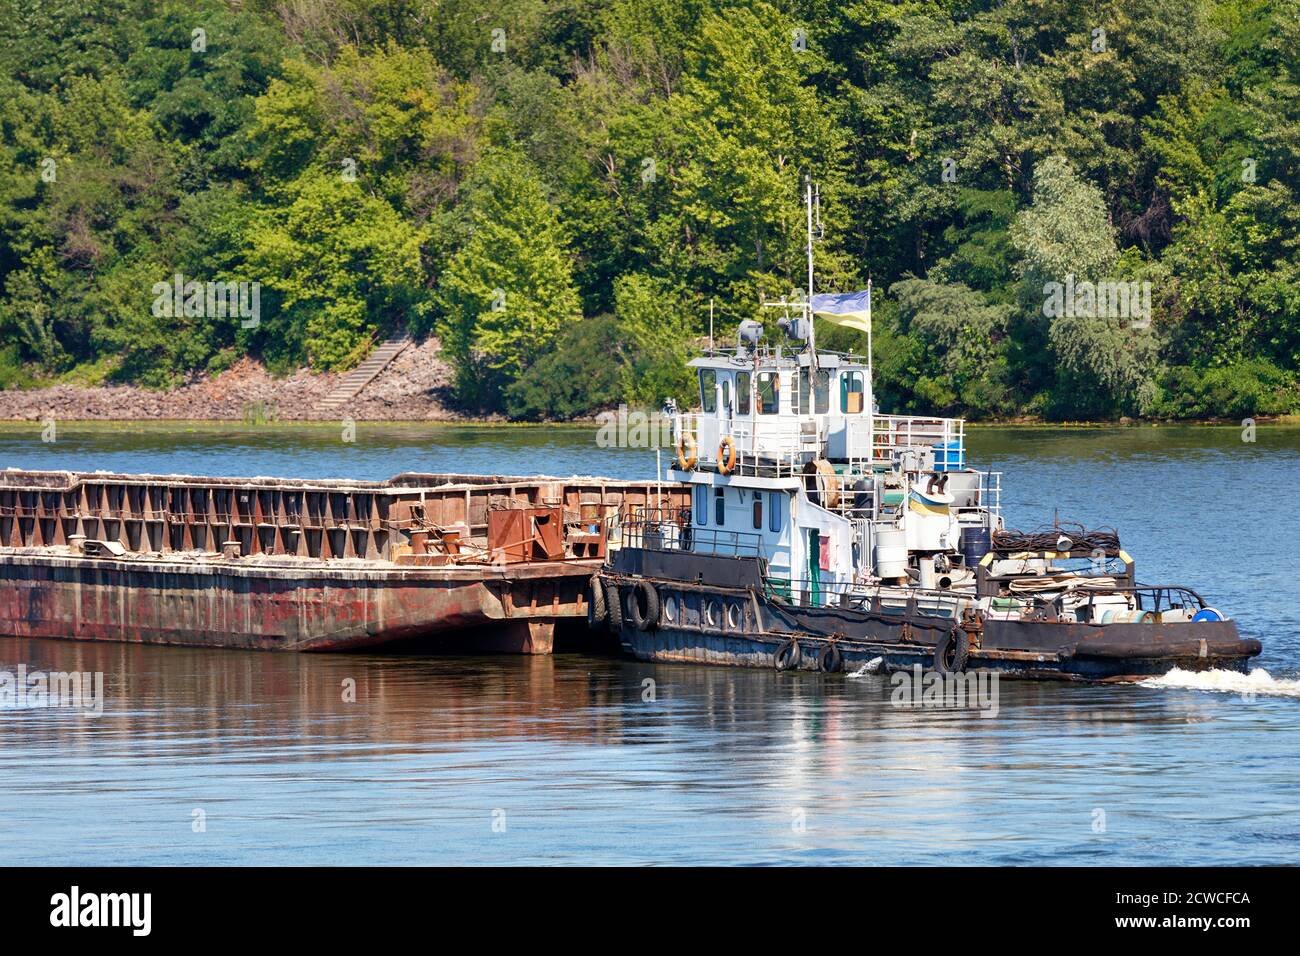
[961,525,992,568]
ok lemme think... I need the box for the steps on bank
[318,335,411,415]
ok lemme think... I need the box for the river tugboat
[590,182,1261,681]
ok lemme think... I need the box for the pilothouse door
[806,528,822,606]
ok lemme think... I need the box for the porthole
[706,600,722,628]
[663,594,678,624]
[726,603,742,630]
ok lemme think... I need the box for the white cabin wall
[689,481,794,574]
[790,495,854,596]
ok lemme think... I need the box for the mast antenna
[804,174,817,365]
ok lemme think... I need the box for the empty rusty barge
[0,469,687,653]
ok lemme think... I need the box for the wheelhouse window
[694,485,708,526]
[841,371,865,414]
[721,378,732,414]
[699,369,717,413]
[714,487,726,526]
[752,491,763,529]
[756,372,779,414]
[769,492,784,532]
[736,372,751,415]
[800,369,830,414]
[814,370,830,414]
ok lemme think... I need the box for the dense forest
[0,0,1297,421]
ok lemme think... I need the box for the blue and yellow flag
[810,289,871,333]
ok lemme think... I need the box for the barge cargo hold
[0,469,687,653]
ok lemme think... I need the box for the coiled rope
[992,522,1121,555]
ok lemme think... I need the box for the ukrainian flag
[810,288,871,334]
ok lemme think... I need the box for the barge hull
[0,551,592,653]
[0,469,689,654]
[617,626,1258,681]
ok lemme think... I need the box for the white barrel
[875,528,908,579]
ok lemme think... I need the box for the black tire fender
[818,643,843,673]
[604,580,623,632]
[934,627,970,673]
[774,638,801,671]
[627,580,660,631]
[587,574,607,628]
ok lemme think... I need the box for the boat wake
[1138,667,1300,698]
[847,657,884,678]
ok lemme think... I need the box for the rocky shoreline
[0,339,469,422]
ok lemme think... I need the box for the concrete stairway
[318,334,412,416]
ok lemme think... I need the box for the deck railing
[870,414,964,464]
[620,506,766,558]
[763,575,972,618]
[674,413,809,476]
[675,410,968,475]
[1085,585,1209,614]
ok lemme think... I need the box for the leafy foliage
[437,148,581,411]
[0,0,1296,421]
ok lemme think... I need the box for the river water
[0,422,1297,865]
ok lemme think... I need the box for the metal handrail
[871,414,964,462]
[1085,584,1209,613]
[675,412,808,475]
[620,506,765,557]
[763,574,972,617]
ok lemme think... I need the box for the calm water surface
[0,422,1297,865]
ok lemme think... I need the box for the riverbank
[1,339,1293,427]
[0,339,469,423]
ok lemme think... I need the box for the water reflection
[3,636,1297,865]
[1,423,1298,864]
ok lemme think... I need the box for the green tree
[247,170,429,370]
[1011,155,1154,417]
[438,149,581,411]
[612,272,696,407]
[889,277,1013,415]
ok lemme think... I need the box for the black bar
[3,867,1293,943]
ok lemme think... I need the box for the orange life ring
[718,436,738,475]
[675,433,697,471]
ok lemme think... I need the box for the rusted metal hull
[0,469,689,654]
[0,550,595,653]
[599,561,1262,682]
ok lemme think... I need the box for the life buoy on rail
[774,638,802,671]
[718,436,738,475]
[934,626,969,673]
[627,580,661,631]
[675,433,698,471]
